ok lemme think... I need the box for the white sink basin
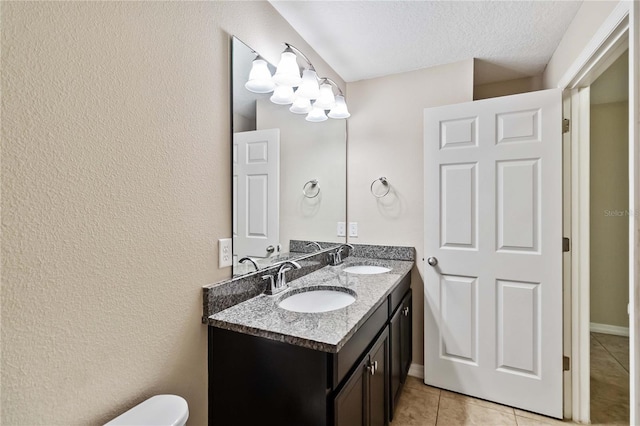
[343,265,391,275]
[278,288,356,313]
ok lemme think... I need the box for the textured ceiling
[270,1,582,85]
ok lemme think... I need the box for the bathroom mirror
[231,36,347,276]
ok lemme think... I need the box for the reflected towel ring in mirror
[370,177,390,198]
[303,179,320,198]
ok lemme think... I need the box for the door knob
[266,245,275,254]
[427,257,438,266]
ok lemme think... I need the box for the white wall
[0,2,343,425]
[543,0,621,89]
[256,98,347,253]
[474,75,542,100]
[346,60,474,364]
[590,100,630,328]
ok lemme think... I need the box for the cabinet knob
[403,306,410,316]
[367,360,377,375]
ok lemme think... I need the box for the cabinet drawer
[331,301,387,388]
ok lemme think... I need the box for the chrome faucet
[306,241,322,252]
[263,260,301,295]
[329,244,354,266]
[239,257,259,272]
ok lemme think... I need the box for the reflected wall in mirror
[231,36,347,276]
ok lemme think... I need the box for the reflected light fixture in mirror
[245,42,350,120]
[306,106,328,122]
[270,85,295,105]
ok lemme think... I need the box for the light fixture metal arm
[321,77,345,97]
[284,43,316,71]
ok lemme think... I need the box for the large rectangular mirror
[231,36,347,276]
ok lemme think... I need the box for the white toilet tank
[105,394,189,426]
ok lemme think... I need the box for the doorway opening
[588,49,630,424]
[560,3,636,421]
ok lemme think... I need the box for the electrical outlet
[349,222,358,237]
[219,238,232,268]
[337,222,346,237]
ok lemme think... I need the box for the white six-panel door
[424,89,563,418]
[233,129,280,258]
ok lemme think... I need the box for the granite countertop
[208,256,414,353]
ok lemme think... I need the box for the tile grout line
[435,389,441,426]
[592,333,630,373]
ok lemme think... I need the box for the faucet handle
[328,251,342,266]
[278,266,296,289]
[262,275,276,294]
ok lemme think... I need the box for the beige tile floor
[391,334,630,426]
[590,332,629,425]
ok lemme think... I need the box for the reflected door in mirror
[233,129,280,257]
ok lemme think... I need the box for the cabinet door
[368,328,389,426]
[400,290,413,383]
[389,307,402,420]
[335,357,366,426]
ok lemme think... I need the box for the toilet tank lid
[105,395,189,426]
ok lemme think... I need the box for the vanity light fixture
[270,85,295,105]
[328,95,350,119]
[306,106,328,122]
[272,46,302,87]
[245,42,350,121]
[290,97,313,114]
[296,69,320,100]
[313,81,336,110]
[245,56,276,93]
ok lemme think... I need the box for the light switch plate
[219,238,232,268]
[337,222,346,237]
[349,222,358,237]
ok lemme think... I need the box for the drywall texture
[473,75,542,100]
[346,60,474,365]
[590,100,630,328]
[256,99,346,252]
[1,2,343,425]
[543,0,620,88]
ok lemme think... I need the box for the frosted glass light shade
[306,106,328,122]
[314,83,336,109]
[328,95,351,119]
[295,69,320,99]
[245,58,275,93]
[289,97,312,114]
[273,51,301,87]
[270,85,295,105]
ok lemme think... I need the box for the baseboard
[590,322,629,336]
[407,363,424,379]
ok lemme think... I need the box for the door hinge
[563,356,571,371]
[563,237,570,252]
[562,118,570,134]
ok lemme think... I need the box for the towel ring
[370,177,390,198]
[303,179,320,198]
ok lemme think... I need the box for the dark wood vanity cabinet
[389,289,412,420]
[334,328,388,426]
[208,273,412,426]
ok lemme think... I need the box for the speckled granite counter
[207,256,413,353]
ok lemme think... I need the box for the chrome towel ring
[370,177,390,198]
[303,179,320,198]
